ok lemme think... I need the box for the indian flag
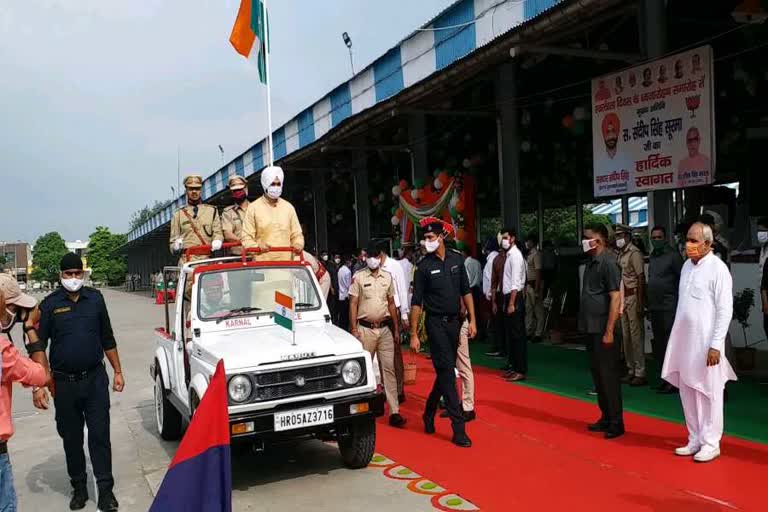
[274,290,294,331]
[229,0,269,84]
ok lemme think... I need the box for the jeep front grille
[249,360,366,402]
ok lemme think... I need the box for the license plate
[274,405,334,432]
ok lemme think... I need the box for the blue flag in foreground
[149,360,231,512]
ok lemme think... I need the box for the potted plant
[732,288,757,371]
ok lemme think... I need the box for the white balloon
[521,141,531,153]
[462,158,471,169]
[392,185,401,197]
[434,178,443,190]
[391,216,400,226]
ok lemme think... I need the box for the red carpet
[375,354,767,511]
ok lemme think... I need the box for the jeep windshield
[197,266,321,321]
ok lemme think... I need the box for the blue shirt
[37,287,117,373]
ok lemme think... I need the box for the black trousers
[586,333,623,427]
[503,293,527,374]
[337,298,350,331]
[650,310,675,380]
[53,365,113,493]
[493,292,507,355]
[424,315,466,435]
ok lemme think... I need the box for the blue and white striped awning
[127,0,567,242]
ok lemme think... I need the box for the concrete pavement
[8,289,432,511]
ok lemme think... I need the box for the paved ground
[9,289,431,511]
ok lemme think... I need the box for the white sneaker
[674,444,701,456]
[693,446,720,462]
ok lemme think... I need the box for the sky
[0,0,455,243]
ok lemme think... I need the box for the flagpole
[263,0,275,168]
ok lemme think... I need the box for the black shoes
[389,414,407,428]
[423,413,436,434]
[451,433,472,448]
[588,420,624,439]
[69,488,88,510]
[587,421,609,432]
[657,383,678,394]
[98,491,119,512]
[604,426,625,439]
[532,336,543,344]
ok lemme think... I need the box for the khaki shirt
[221,203,249,255]
[169,204,223,262]
[349,268,394,322]
[617,243,645,290]
[526,248,542,283]
[242,196,304,261]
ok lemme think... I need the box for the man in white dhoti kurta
[661,222,736,463]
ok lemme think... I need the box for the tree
[521,209,613,246]
[88,226,128,286]
[31,232,68,282]
[130,200,171,231]
[0,254,7,268]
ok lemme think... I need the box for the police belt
[358,319,393,330]
[0,441,7,454]
[53,364,104,382]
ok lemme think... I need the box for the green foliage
[0,254,7,268]
[732,288,757,347]
[31,232,68,282]
[522,209,613,246]
[88,226,128,286]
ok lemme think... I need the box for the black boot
[98,490,119,512]
[423,413,436,434]
[451,430,472,448]
[69,487,88,511]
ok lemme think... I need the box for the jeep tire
[338,417,376,469]
[155,369,182,441]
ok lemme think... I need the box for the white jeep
[150,246,384,468]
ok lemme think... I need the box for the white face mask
[61,278,84,293]
[366,257,381,270]
[758,231,768,244]
[582,239,596,253]
[501,239,511,250]
[1,308,16,332]
[425,239,440,253]
[321,255,329,261]
[266,184,282,200]
[615,238,626,249]
[334,258,341,265]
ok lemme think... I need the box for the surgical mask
[266,185,282,200]
[1,308,16,332]
[758,231,768,244]
[425,239,440,253]
[685,242,702,259]
[232,189,247,203]
[581,239,596,253]
[615,238,626,249]
[61,278,84,293]
[334,258,341,265]
[501,239,511,250]
[321,254,329,262]
[366,257,381,270]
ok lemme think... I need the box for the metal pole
[576,184,584,242]
[348,47,355,76]
[537,191,545,246]
[263,0,275,168]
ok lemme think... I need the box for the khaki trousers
[456,320,475,411]
[620,294,646,377]
[359,326,399,414]
[524,285,545,337]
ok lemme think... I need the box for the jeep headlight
[341,360,363,385]
[228,375,252,403]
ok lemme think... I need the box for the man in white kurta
[661,222,736,463]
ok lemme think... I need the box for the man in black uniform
[579,224,624,439]
[410,218,476,447]
[27,253,124,511]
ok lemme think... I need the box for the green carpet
[470,341,768,444]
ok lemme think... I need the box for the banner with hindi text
[591,45,715,197]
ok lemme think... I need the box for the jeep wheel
[338,417,376,469]
[155,370,182,441]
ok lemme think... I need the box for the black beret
[60,252,84,271]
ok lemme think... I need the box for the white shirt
[482,251,498,300]
[464,256,482,289]
[338,265,352,301]
[661,252,737,397]
[502,245,527,295]
[382,256,410,318]
[399,258,413,285]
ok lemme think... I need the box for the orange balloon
[438,171,449,186]
[395,208,403,219]
[455,200,465,213]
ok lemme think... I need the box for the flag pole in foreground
[229,0,275,167]
[149,360,231,512]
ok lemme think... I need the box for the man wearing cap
[221,175,250,255]
[242,165,304,261]
[29,253,124,511]
[169,175,224,264]
[614,224,647,386]
[349,243,405,428]
[410,218,476,448]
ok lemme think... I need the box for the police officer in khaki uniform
[221,176,250,255]
[614,224,647,386]
[169,175,224,264]
[348,243,406,428]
